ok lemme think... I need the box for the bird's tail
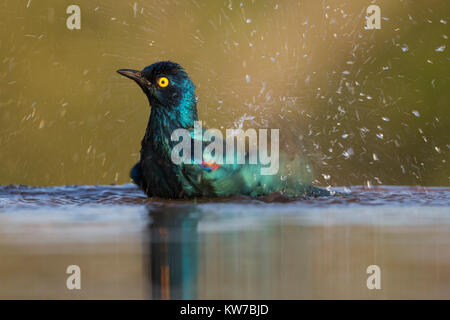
[242,152,331,197]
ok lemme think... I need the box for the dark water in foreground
[0,185,449,299]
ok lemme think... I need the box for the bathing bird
[117,61,330,198]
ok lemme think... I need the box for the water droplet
[412,110,420,117]
[245,74,251,83]
[400,44,409,52]
[342,148,354,159]
[322,174,330,181]
[360,127,369,133]
[435,45,446,52]
[382,117,390,122]
[376,133,384,139]
[431,79,436,88]
[246,19,252,24]
[341,133,349,139]
[372,153,379,161]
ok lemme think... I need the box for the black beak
[117,69,148,88]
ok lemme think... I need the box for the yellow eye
[157,77,169,88]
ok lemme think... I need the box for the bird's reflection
[144,204,200,300]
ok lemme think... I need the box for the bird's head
[117,61,197,114]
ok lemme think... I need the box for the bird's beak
[116,69,147,87]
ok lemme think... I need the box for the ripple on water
[0,184,448,236]
[0,184,449,208]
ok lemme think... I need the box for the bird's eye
[157,77,169,88]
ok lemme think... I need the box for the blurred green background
[0,0,448,186]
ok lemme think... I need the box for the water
[0,184,449,299]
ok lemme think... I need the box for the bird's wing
[179,131,332,198]
[179,133,252,197]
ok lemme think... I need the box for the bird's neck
[144,93,198,156]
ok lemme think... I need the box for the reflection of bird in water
[117,61,331,199]
[144,205,199,300]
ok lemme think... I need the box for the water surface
[0,184,449,299]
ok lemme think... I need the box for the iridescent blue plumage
[117,61,331,199]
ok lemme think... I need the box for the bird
[117,61,331,199]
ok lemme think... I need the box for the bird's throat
[143,99,198,158]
